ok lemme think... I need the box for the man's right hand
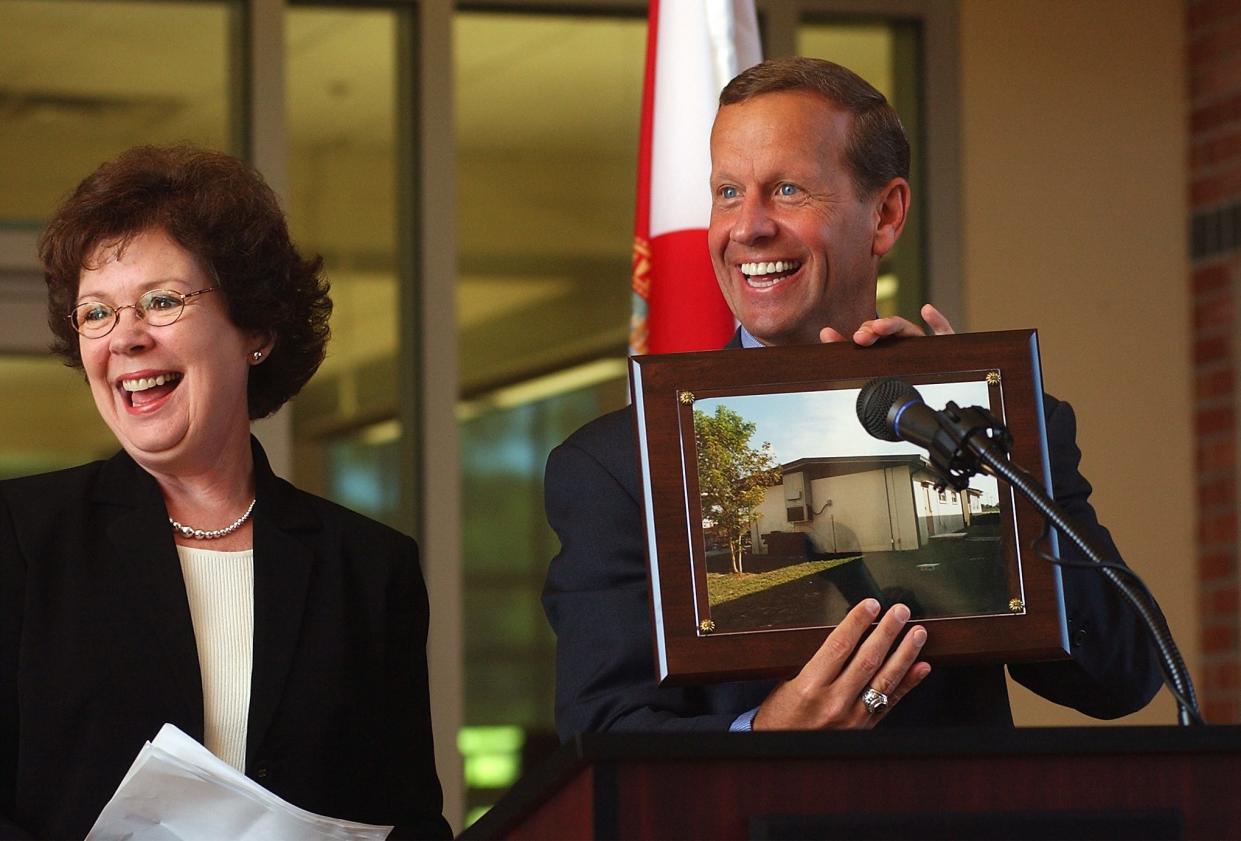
[753,599,930,730]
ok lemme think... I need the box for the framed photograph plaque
[629,329,1070,685]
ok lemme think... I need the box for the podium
[460,726,1241,840]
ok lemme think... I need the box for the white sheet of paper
[86,724,393,841]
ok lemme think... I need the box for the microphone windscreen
[856,376,919,441]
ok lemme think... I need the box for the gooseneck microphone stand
[860,380,1203,726]
[953,406,1201,726]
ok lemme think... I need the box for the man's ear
[871,177,910,258]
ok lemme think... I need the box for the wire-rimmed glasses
[68,287,217,338]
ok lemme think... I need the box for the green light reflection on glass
[458,725,525,789]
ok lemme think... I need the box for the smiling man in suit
[542,57,1161,737]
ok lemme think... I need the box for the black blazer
[1,440,450,840]
[542,374,1162,739]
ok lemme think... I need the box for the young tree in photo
[694,405,781,574]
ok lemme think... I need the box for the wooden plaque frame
[629,329,1069,685]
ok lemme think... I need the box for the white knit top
[176,545,254,772]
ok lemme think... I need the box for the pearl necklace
[169,498,257,540]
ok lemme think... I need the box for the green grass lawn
[707,556,862,605]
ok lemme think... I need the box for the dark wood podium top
[460,726,1241,840]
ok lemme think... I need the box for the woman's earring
[252,350,264,362]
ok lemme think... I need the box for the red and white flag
[629,0,762,355]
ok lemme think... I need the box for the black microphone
[856,376,1203,725]
[855,376,943,450]
[856,376,1013,490]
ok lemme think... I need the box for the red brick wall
[1190,0,1241,723]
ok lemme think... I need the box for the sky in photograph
[695,380,1001,504]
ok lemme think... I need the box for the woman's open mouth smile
[119,371,183,412]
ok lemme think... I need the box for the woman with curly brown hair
[0,145,450,839]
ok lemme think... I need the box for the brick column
[1190,0,1241,722]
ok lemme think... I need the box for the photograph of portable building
[750,454,985,557]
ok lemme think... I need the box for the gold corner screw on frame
[679,391,695,405]
[986,371,1001,386]
[698,619,715,634]
[1008,598,1024,613]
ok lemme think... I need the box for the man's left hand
[820,303,955,345]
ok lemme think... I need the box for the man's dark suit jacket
[543,351,1162,738]
[0,440,450,840]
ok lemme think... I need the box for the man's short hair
[719,56,910,198]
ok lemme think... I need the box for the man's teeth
[122,373,181,392]
[740,260,800,277]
